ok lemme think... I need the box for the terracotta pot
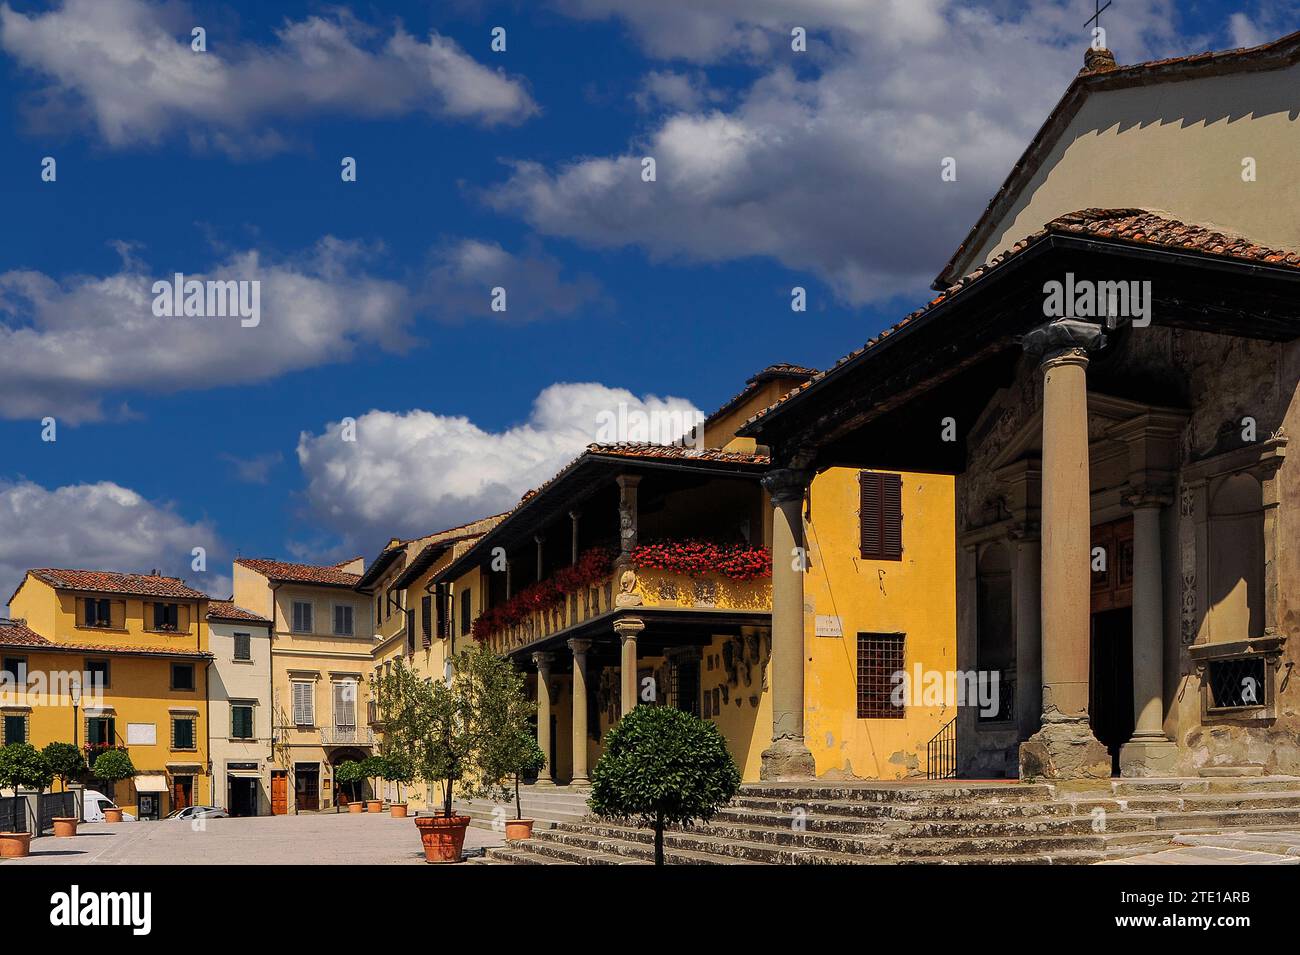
[103,808,123,824]
[0,832,32,858]
[52,817,78,838]
[366,800,382,814]
[414,814,471,863]
[348,801,364,813]
[389,803,409,818]
[505,818,535,841]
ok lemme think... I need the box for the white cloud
[633,70,727,112]
[0,238,413,422]
[489,0,1188,303]
[295,383,702,549]
[0,0,536,153]
[219,451,284,485]
[0,480,226,612]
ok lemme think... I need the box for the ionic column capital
[531,651,555,675]
[615,473,642,490]
[567,638,592,657]
[762,467,814,503]
[1123,485,1174,510]
[1022,319,1106,365]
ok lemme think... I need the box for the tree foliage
[42,741,87,787]
[589,705,740,865]
[90,748,135,785]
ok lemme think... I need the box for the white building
[206,600,273,815]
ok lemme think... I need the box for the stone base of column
[760,736,816,781]
[1119,737,1179,778]
[532,776,556,788]
[569,776,590,788]
[1018,718,1111,781]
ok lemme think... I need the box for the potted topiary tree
[90,749,135,822]
[474,653,544,841]
[589,705,741,865]
[381,751,414,818]
[42,741,86,836]
[495,730,546,841]
[359,755,385,813]
[335,760,365,812]
[0,743,54,856]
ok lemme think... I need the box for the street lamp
[70,676,81,748]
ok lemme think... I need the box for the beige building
[206,600,272,816]
[232,558,373,812]
[742,36,1300,780]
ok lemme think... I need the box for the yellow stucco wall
[802,468,957,779]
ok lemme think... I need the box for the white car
[166,805,229,821]
[82,790,136,823]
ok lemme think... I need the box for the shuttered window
[231,703,255,740]
[333,604,354,636]
[859,471,903,561]
[291,681,314,726]
[84,598,112,628]
[334,681,357,730]
[233,632,251,662]
[152,602,179,631]
[171,716,196,750]
[2,714,27,745]
[292,601,313,633]
[460,589,472,636]
[421,595,432,645]
[435,586,450,639]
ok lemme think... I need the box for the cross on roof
[1084,0,1113,32]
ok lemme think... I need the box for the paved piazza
[1,813,505,866]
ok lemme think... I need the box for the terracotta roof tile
[705,364,819,425]
[206,600,271,625]
[587,443,769,466]
[234,558,362,587]
[0,618,212,659]
[25,569,208,600]
[743,208,1300,431]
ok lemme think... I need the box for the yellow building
[361,515,504,810]
[1,569,214,818]
[232,557,372,813]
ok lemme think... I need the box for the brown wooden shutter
[859,471,903,561]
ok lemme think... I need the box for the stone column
[532,652,555,786]
[569,510,581,563]
[1120,493,1177,776]
[535,535,545,581]
[616,475,641,564]
[568,638,592,785]
[1018,319,1111,780]
[1012,528,1042,741]
[759,467,816,780]
[614,617,645,716]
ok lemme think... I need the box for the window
[85,658,110,690]
[333,681,357,730]
[421,595,432,645]
[333,604,354,636]
[376,594,383,626]
[291,681,315,726]
[86,715,115,746]
[292,600,313,633]
[1206,657,1268,711]
[171,716,196,750]
[1,656,25,685]
[2,713,27,745]
[233,632,251,662]
[859,472,903,561]
[152,602,179,631]
[230,703,255,740]
[435,585,449,639]
[460,589,472,636]
[857,632,906,719]
[171,663,195,691]
[83,597,113,628]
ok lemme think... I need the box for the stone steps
[454,787,591,832]
[482,776,1300,865]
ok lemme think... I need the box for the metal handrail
[926,716,958,780]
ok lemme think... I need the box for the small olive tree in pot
[41,741,86,835]
[334,760,365,811]
[381,751,415,817]
[0,743,54,856]
[90,749,134,822]
[359,755,386,812]
[589,705,740,866]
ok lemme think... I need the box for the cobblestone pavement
[2,812,505,865]
[1099,831,1300,865]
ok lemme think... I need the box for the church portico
[742,210,1300,781]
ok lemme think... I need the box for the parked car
[166,805,229,820]
[82,790,136,822]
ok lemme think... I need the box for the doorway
[271,771,288,815]
[1090,608,1134,776]
[228,777,259,817]
[171,776,193,812]
[294,764,320,812]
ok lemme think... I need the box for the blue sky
[0,0,1293,604]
